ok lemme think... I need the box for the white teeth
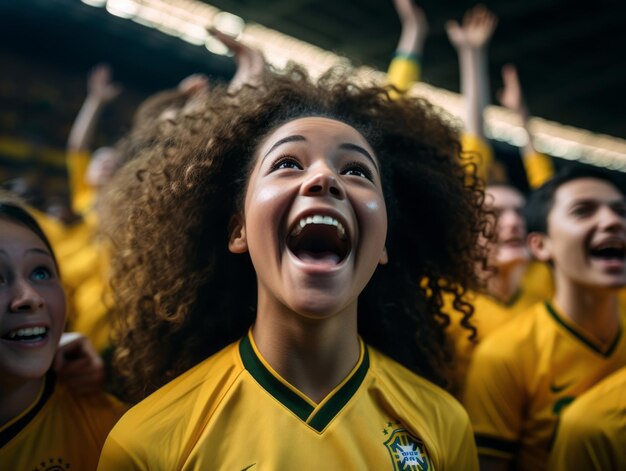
[290,214,347,239]
[7,326,47,339]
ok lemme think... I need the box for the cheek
[358,194,388,244]
[47,286,67,327]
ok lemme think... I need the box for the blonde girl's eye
[31,266,52,281]
[270,156,302,172]
[342,161,374,181]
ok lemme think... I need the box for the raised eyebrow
[263,135,306,158]
[27,248,53,258]
[339,143,379,172]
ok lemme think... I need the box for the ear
[378,246,388,265]
[527,232,551,262]
[228,214,248,254]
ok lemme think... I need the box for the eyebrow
[263,135,379,171]
[0,248,52,258]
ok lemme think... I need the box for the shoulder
[475,301,546,359]
[561,367,626,429]
[369,347,469,424]
[108,340,243,443]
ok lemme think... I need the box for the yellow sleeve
[386,53,421,94]
[67,150,95,214]
[524,151,554,189]
[97,434,148,471]
[548,369,626,471]
[463,338,524,461]
[461,133,493,183]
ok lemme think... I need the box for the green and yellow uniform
[99,332,478,470]
[0,373,126,470]
[464,301,626,470]
[447,288,541,393]
[548,366,626,470]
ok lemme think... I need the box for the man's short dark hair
[525,165,625,234]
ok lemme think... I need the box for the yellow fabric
[67,150,95,215]
[461,133,493,183]
[98,333,478,470]
[0,376,127,470]
[387,55,421,94]
[447,289,542,395]
[524,151,555,189]
[69,249,111,352]
[548,367,626,470]
[522,260,555,301]
[464,301,626,470]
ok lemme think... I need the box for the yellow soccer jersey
[548,366,626,471]
[67,149,95,215]
[447,288,541,394]
[99,332,478,471]
[464,301,626,470]
[521,260,554,302]
[0,373,127,470]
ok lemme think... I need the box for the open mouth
[287,214,350,265]
[1,326,49,343]
[589,239,626,262]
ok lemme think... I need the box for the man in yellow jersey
[464,166,626,471]
[548,366,626,470]
[448,183,540,392]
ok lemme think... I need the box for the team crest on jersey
[383,426,433,471]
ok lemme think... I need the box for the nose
[300,165,345,199]
[598,205,626,232]
[499,209,526,233]
[9,280,45,313]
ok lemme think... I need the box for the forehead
[0,219,47,252]
[256,116,375,157]
[486,185,525,208]
[552,177,624,210]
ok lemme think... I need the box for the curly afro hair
[103,65,488,403]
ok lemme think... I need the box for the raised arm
[67,64,121,153]
[387,0,429,92]
[498,64,554,188]
[446,5,498,139]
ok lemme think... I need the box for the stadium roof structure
[2,0,626,171]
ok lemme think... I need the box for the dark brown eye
[271,156,302,171]
[342,161,373,181]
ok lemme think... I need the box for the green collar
[239,333,369,432]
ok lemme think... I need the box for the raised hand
[209,27,266,93]
[446,4,498,50]
[497,64,526,115]
[87,63,122,104]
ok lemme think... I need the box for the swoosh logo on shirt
[241,464,256,471]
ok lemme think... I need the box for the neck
[252,298,360,404]
[485,262,527,303]
[0,377,45,427]
[554,275,620,345]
